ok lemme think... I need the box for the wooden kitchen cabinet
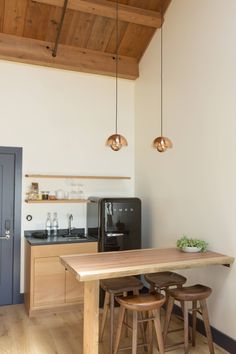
[34,256,65,307]
[65,270,84,304]
[24,241,97,316]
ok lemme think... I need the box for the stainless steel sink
[66,237,88,241]
[62,234,88,240]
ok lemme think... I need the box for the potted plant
[177,235,208,253]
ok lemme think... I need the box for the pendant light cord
[160,22,163,136]
[115,0,118,134]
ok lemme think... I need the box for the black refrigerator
[87,197,141,252]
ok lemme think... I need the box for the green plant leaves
[176,235,207,252]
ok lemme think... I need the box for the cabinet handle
[106,233,125,238]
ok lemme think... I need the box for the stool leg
[200,300,215,354]
[147,311,153,354]
[110,294,115,354]
[124,311,129,338]
[133,289,147,351]
[176,285,185,317]
[183,301,189,354]
[139,312,148,352]
[100,291,110,342]
[123,292,129,338]
[164,290,169,319]
[153,309,165,354]
[192,300,197,347]
[163,296,174,344]
[113,306,126,354]
[132,311,138,354]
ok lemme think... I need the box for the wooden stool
[145,271,187,330]
[144,271,187,293]
[100,277,143,353]
[113,293,166,354]
[163,284,215,354]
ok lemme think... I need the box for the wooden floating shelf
[25,199,90,204]
[25,174,131,180]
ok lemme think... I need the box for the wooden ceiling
[0,0,172,79]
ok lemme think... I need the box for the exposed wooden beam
[32,0,162,28]
[0,33,139,79]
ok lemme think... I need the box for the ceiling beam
[0,33,139,79]
[32,0,162,28]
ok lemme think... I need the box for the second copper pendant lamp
[153,20,173,153]
[106,0,128,151]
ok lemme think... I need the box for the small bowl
[181,246,202,253]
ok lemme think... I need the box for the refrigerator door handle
[106,233,125,238]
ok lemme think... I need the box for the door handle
[0,220,11,240]
[0,234,10,240]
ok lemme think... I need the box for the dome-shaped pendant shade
[106,134,128,151]
[153,136,173,152]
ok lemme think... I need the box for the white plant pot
[181,246,202,253]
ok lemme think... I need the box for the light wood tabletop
[60,247,234,282]
[60,248,234,354]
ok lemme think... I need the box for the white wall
[135,0,236,339]
[0,60,135,291]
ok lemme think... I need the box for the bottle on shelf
[52,212,59,236]
[45,212,52,236]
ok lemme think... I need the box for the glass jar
[41,191,50,200]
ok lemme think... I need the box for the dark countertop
[24,228,98,246]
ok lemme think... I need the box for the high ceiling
[0,0,172,79]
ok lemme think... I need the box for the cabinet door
[34,256,65,307]
[65,243,97,304]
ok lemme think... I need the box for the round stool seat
[116,292,165,312]
[145,271,187,289]
[168,284,212,301]
[100,276,143,294]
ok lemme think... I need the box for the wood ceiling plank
[57,9,78,45]
[44,6,62,43]
[0,33,139,79]
[119,23,155,60]
[3,0,27,36]
[66,12,96,48]
[105,20,128,54]
[32,0,162,28]
[0,0,5,32]
[86,16,115,52]
[127,0,152,10]
[61,10,80,45]
[23,1,52,40]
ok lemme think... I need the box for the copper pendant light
[153,21,173,153]
[106,0,128,151]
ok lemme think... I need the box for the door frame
[0,146,22,304]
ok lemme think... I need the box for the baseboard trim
[173,304,236,353]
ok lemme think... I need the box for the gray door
[0,153,15,305]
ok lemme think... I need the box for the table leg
[84,280,100,354]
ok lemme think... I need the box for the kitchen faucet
[68,214,73,235]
